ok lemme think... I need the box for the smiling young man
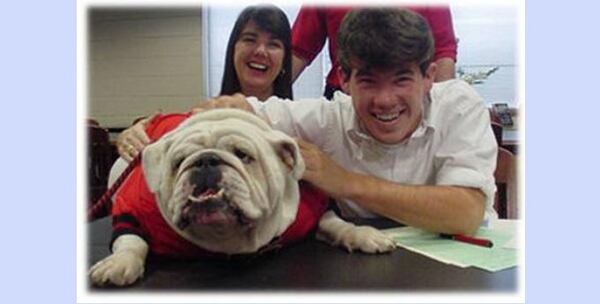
[198,8,498,235]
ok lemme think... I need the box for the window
[452,5,520,108]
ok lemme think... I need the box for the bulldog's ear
[270,132,305,179]
[141,140,168,192]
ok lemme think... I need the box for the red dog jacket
[111,113,329,258]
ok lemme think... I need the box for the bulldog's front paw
[89,251,145,286]
[335,225,397,254]
[317,211,397,254]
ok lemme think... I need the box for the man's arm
[434,57,456,82]
[297,139,486,236]
[291,54,309,83]
[290,6,327,83]
[192,93,254,114]
[420,6,457,82]
[344,172,486,236]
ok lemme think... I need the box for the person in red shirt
[291,6,458,99]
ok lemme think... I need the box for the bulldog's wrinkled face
[175,152,255,229]
[142,109,304,254]
[169,142,270,234]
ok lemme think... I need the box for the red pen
[440,233,494,248]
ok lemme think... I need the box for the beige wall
[88,8,203,128]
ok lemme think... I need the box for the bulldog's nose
[190,152,222,195]
[195,152,222,167]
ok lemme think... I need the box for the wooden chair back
[88,121,118,204]
[491,121,503,146]
[494,147,518,218]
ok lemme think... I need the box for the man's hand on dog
[296,138,353,199]
[192,93,254,114]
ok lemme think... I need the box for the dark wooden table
[88,217,517,291]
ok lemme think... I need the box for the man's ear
[423,62,437,92]
[141,141,168,192]
[337,66,351,94]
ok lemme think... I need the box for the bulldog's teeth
[188,195,204,203]
[188,188,225,203]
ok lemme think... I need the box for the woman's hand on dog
[116,117,151,162]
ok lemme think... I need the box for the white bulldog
[89,109,396,286]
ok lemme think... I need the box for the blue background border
[1,1,75,303]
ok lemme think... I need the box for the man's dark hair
[220,5,293,99]
[337,8,434,77]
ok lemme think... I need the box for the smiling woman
[114,5,294,162]
[233,20,285,100]
[221,5,293,101]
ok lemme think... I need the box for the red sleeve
[291,6,328,64]
[109,112,191,250]
[419,6,458,62]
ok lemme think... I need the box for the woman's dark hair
[220,5,293,99]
